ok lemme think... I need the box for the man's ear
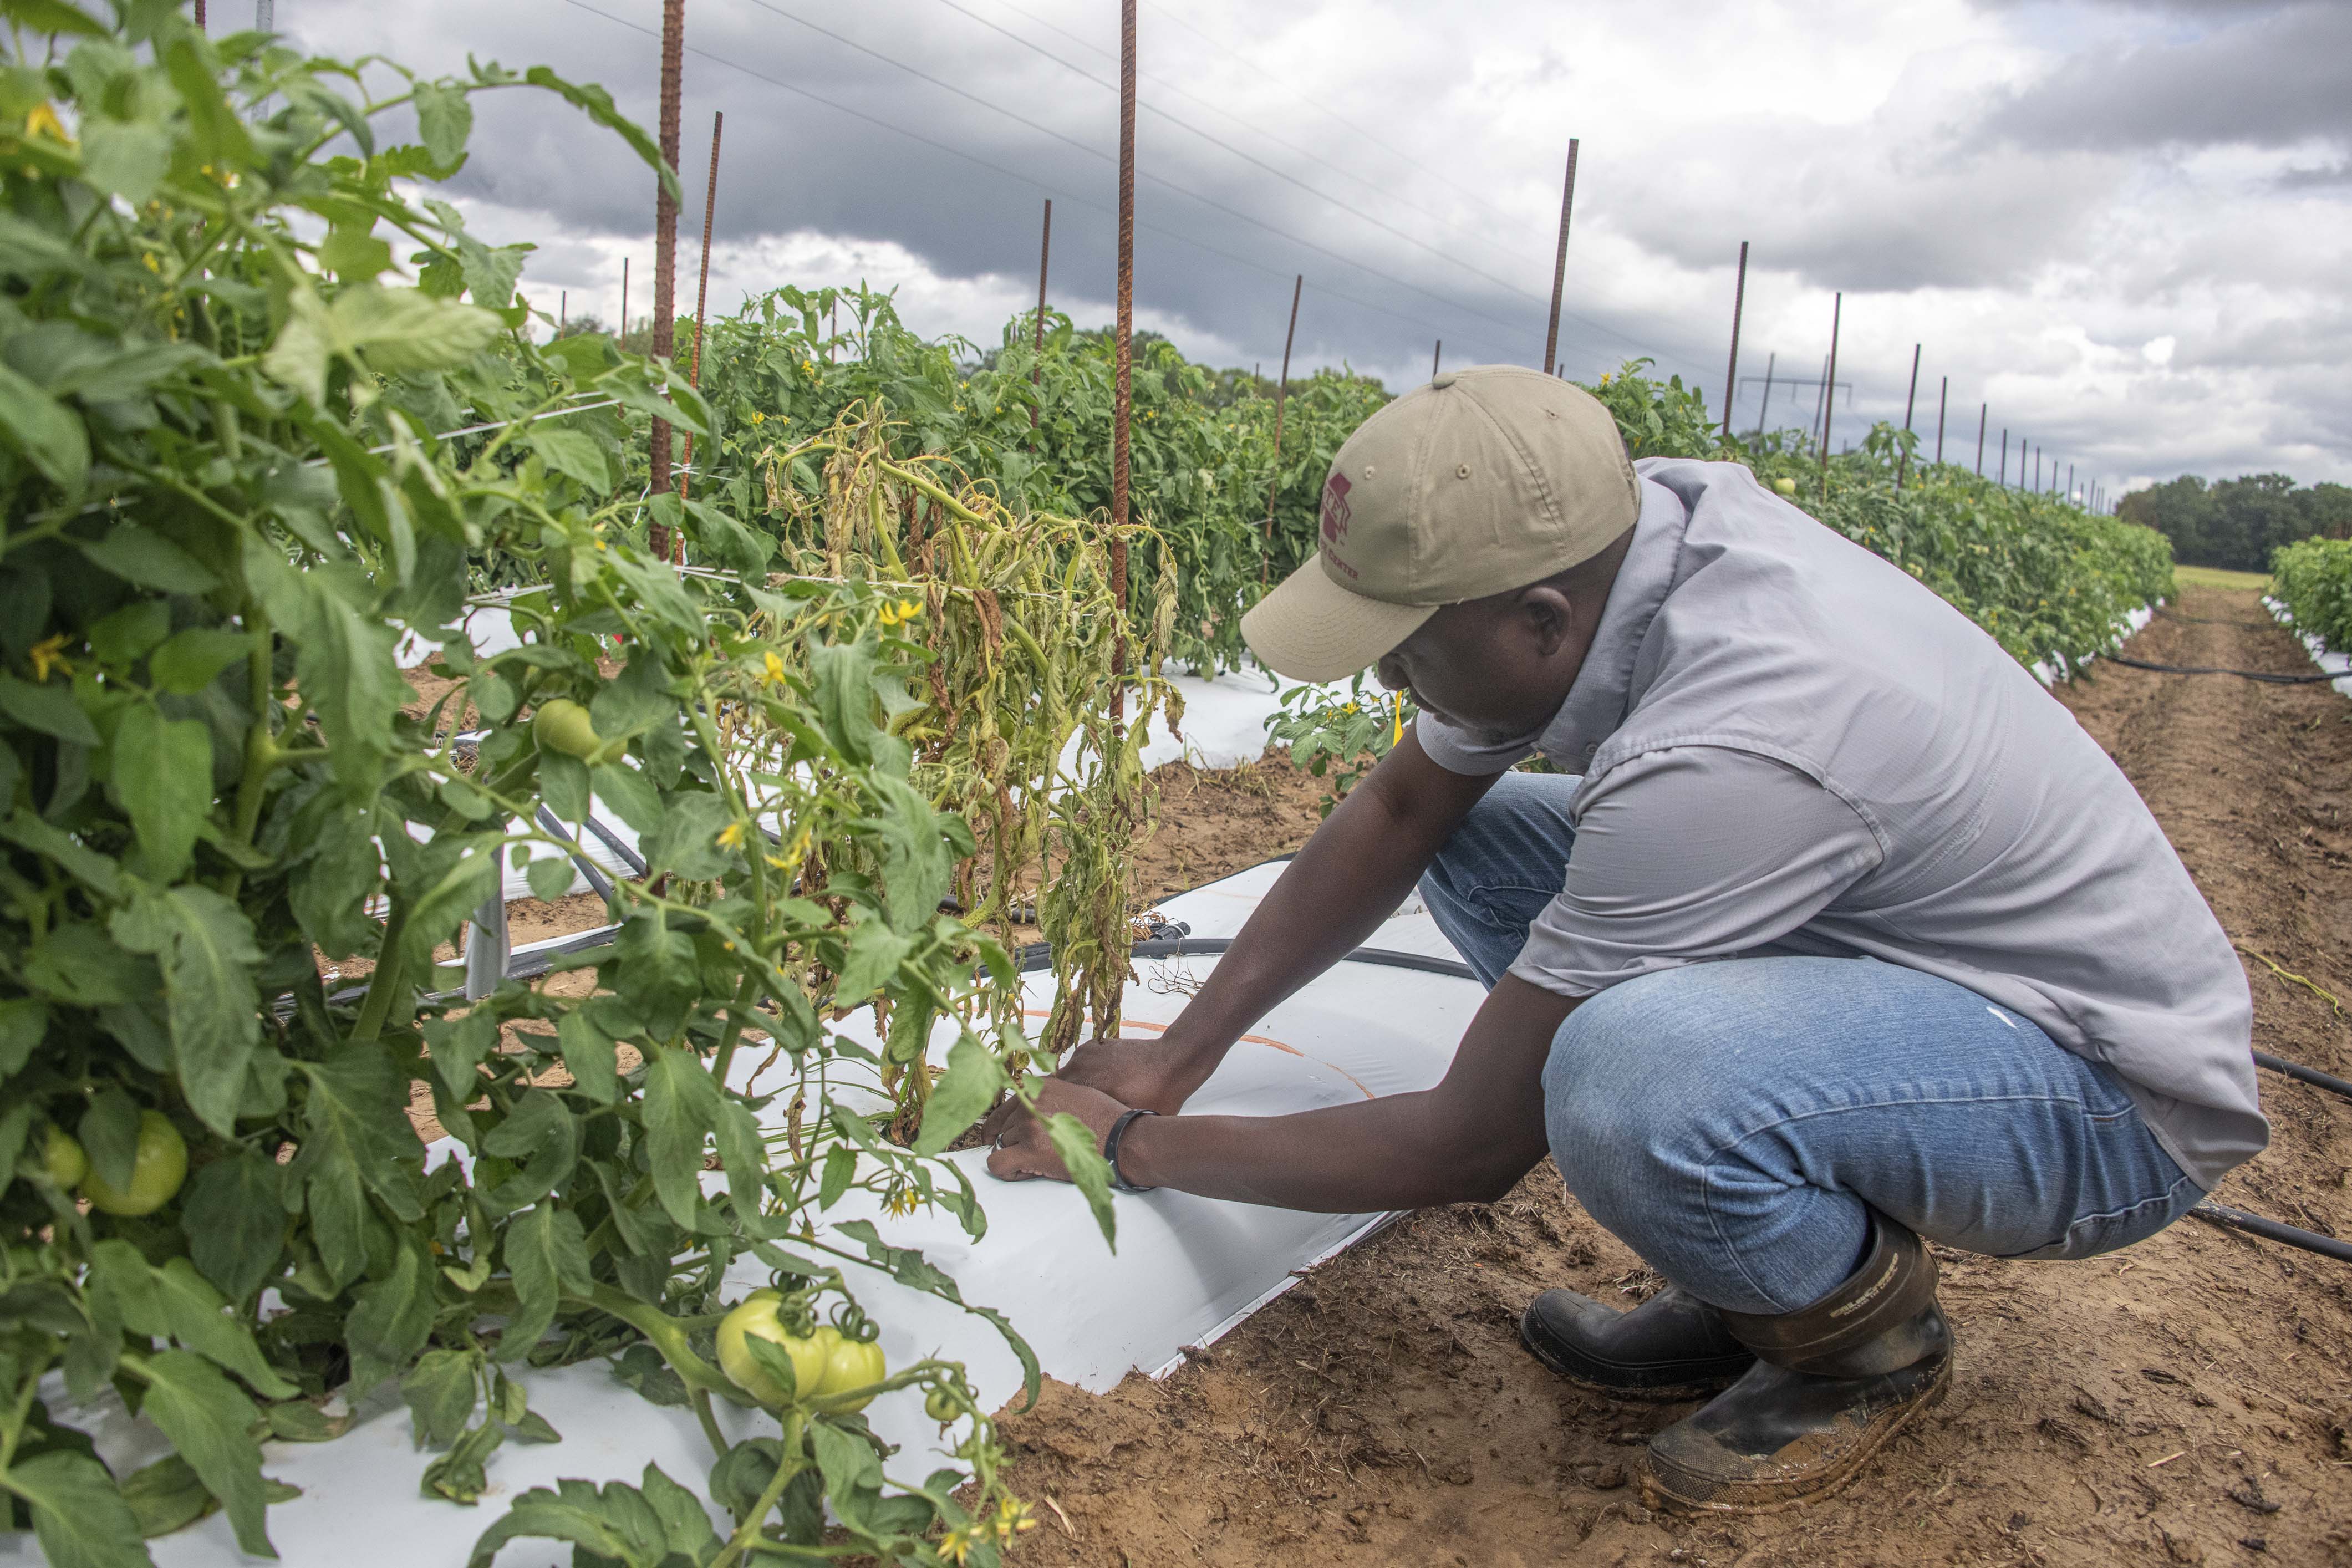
[1519,585,1577,656]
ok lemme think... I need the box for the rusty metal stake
[1817,292,1841,500]
[1110,0,1136,736]
[676,110,724,513]
[1935,376,1947,466]
[645,0,685,558]
[1753,352,1776,441]
[1896,342,1920,489]
[1261,273,1302,579]
[1431,339,1441,382]
[620,257,629,350]
[1541,139,1579,374]
[1977,405,1986,476]
[195,0,205,28]
[1031,198,1051,444]
[1722,240,1747,445]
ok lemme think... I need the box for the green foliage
[0,9,1148,1564]
[2123,472,2352,573]
[681,288,1389,673]
[2270,537,2352,652]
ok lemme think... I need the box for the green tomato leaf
[638,1046,721,1231]
[400,1348,480,1448]
[1,1449,150,1568]
[525,851,576,903]
[344,1235,436,1397]
[119,1452,214,1541]
[150,1260,298,1399]
[77,524,221,593]
[832,916,909,1008]
[1043,1111,1118,1250]
[553,1007,618,1104]
[0,358,87,492]
[180,1153,288,1304]
[526,425,609,492]
[0,0,107,35]
[412,80,474,170]
[913,1032,1008,1157]
[111,705,212,882]
[0,672,98,745]
[135,1349,275,1559]
[500,1203,590,1361]
[147,628,251,696]
[108,885,262,1139]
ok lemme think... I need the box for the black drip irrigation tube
[2190,1202,2352,1264]
[2255,1049,2352,1103]
[2100,654,2343,685]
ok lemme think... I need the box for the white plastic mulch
[2262,597,2352,695]
[45,867,1478,1567]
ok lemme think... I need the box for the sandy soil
[991,583,2352,1568]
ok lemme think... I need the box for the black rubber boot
[1519,1284,1757,1400]
[1641,1211,1954,1514]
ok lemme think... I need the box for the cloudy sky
[274,0,2351,495]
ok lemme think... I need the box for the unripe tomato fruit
[532,699,604,761]
[816,1330,887,1411]
[79,1112,186,1217]
[716,1290,828,1409]
[1773,476,1799,497]
[41,1129,86,1188]
[924,1387,959,1423]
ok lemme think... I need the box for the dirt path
[996,583,2352,1567]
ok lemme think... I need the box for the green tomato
[924,1387,959,1423]
[40,1128,85,1188]
[531,698,604,760]
[79,1111,186,1217]
[816,1329,887,1411]
[716,1291,828,1410]
[1773,476,1799,497]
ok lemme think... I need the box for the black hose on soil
[2254,1050,2352,1103]
[2190,1202,2352,1264]
[2101,654,2343,685]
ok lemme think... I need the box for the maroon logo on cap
[1320,471,1353,544]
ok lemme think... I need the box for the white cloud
[2143,335,2177,365]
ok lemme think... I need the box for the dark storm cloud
[1982,1,2352,153]
[305,0,1697,385]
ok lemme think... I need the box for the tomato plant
[0,7,1166,1565]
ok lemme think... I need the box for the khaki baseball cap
[1241,364,1640,682]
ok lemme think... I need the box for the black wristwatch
[1103,1108,1159,1193]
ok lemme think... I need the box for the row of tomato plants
[0,8,1172,1566]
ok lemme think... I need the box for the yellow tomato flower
[992,1498,1037,1540]
[28,632,72,682]
[884,1186,920,1218]
[24,103,70,144]
[749,410,766,425]
[762,650,787,685]
[939,1526,977,1565]
[716,821,745,850]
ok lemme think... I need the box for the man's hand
[975,1034,1193,1152]
[984,1078,1130,1184]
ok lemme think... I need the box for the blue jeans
[1421,772,2203,1316]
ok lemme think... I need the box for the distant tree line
[2120,474,2352,572]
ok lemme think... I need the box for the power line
[931,0,1529,278]
[555,0,1529,359]
[1138,0,1523,231]
[733,0,1565,344]
[712,0,1569,350]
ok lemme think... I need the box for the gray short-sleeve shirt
[1417,458,2266,1190]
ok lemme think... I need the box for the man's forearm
[1117,974,1574,1211]
[1152,733,1498,1096]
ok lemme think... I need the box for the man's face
[1373,590,1586,746]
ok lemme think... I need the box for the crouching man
[982,366,2264,1512]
